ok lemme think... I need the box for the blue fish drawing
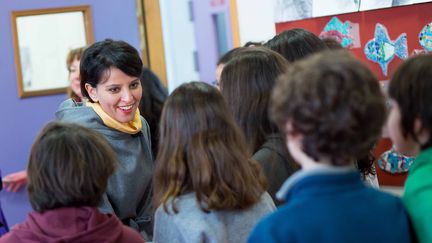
[320,17,353,48]
[419,22,432,52]
[364,24,408,76]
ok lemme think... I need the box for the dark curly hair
[271,50,386,166]
[389,54,432,150]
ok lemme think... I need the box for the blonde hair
[66,47,86,100]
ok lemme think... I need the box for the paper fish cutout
[320,17,358,48]
[419,22,432,52]
[364,24,408,76]
[378,148,415,174]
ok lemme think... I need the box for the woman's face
[386,100,420,156]
[86,67,142,123]
[69,58,82,98]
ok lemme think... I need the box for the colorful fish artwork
[320,17,360,48]
[364,24,408,76]
[419,22,432,52]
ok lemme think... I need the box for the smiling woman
[85,68,142,123]
[55,39,154,240]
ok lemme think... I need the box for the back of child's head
[217,47,242,66]
[322,37,344,50]
[264,28,327,62]
[27,122,117,212]
[220,46,289,152]
[215,47,242,86]
[271,50,386,166]
[389,54,432,149]
[154,82,266,213]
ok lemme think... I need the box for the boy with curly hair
[248,50,412,243]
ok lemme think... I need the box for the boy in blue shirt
[248,50,412,243]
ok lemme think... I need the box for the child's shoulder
[357,187,407,220]
[248,204,300,242]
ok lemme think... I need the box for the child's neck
[299,155,333,170]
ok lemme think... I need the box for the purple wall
[0,0,140,227]
[192,0,233,83]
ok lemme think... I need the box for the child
[153,82,275,243]
[220,47,299,205]
[387,54,432,243]
[248,50,412,243]
[321,39,380,188]
[0,122,144,242]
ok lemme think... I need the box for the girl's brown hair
[220,47,289,153]
[28,122,117,212]
[154,82,267,213]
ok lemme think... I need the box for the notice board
[275,3,432,186]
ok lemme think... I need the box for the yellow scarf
[86,102,142,134]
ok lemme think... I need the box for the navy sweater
[248,167,412,243]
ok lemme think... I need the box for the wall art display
[364,24,408,76]
[319,16,360,48]
[274,0,359,23]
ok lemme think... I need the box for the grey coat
[153,192,275,243]
[56,99,154,239]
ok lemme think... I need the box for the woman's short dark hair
[80,39,143,102]
[220,46,289,152]
[154,82,267,213]
[264,28,327,62]
[27,122,117,212]
[271,50,386,166]
[389,54,432,149]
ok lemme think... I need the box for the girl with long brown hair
[153,82,274,243]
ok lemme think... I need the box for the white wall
[235,0,276,45]
[159,0,277,91]
[160,0,199,92]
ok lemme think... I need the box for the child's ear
[284,121,300,138]
[284,121,303,149]
[414,118,430,145]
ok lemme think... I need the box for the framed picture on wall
[11,6,94,98]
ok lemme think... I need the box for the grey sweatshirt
[56,99,154,239]
[153,192,275,243]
